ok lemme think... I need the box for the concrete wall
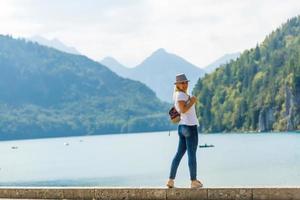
[0,187,300,200]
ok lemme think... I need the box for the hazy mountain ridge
[204,53,240,73]
[29,35,81,55]
[128,48,205,102]
[101,56,129,77]
[101,48,205,102]
[101,49,240,102]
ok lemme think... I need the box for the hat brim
[174,80,190,84]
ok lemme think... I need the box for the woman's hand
[190,96,197,104]
[178,96,197,113]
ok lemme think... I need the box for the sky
[0,0,300,68]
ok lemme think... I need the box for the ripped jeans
[169,125,198,180]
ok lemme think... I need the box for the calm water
[0,131,300,187]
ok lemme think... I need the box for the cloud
[1,0,300,67]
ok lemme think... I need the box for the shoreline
[0,129,299,143]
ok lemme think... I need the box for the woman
[166,73,203,189]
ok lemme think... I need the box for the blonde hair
[172,84,189,101]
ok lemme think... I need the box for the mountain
[100,56,129,77]
[101,50,239,102]
[0,35,172,140]
[204,53,240,73]
[193,16,300,133]
[29,35,81,55]
[126,48,205,102]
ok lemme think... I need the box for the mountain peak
[151,48,168,56]
[101,56,127,68]
[100,56,129,77]
[129,48,204,102]
[154,48,166,52]
[101,56,119,63]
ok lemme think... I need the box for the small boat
[199,144,214,148]
[64,142,69,146]
[11,146,18,149]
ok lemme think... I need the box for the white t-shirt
[174,91,199,126]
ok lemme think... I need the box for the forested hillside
[193,16,300,132]
[0,35,172,140]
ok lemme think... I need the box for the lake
[0,131,300,187]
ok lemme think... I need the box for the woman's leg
[169,125,187,179]
[185,125,199,180]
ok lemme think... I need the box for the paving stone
[127,188,166,200]
[208,188,252,200]
[253,188,300,200]
[166,188,207,200]
[62,188,95,199]
[1,187,300,200]
[189,188,208,200]
[94,188,130,200]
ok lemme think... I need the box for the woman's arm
[178,96,197,113]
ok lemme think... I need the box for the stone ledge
[0,187,300,200]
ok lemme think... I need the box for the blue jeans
[169,125,198,180]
